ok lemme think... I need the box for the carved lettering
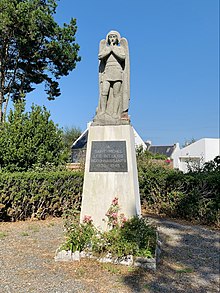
[89,141,128,172]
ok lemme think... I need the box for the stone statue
[93,31,130,125]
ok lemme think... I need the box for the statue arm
[98,45,111,60]
[111,45,126,60]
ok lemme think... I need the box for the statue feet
[92,111,130,126]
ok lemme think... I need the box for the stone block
[54,250,73,262]
[80,125,141,231]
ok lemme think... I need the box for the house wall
[170,143,180,159]
[133,128,147,150]
[172,138,220,172]
[204,139,220,161]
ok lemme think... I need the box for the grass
[20,231,29,237]
[47,222,55,227]
[127,267,136,273]
[0,231,8,239]
[75,267,86,277]
[102,263,122,274]
[27,225,40,233]
[143,283,151,289]
[176,267,194,273]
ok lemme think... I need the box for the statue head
[106,30,121,45]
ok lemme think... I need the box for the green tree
[0,100,67,172]
[0,0,80,122]
[62,126,81,161]
[202,156,220,172]
[182,138,197,148]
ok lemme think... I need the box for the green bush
[0,146,219,228]
[0,101,67,172]
[137,154,176,213]
[0,170,83,221]
[173,171,220,225]
[137,152,220,226]
[91,217,156,258]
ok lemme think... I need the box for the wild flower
[119,213,127,227]
[105,197,128,228]
[112,197,119,205]
[83,215,93,224]
[111,212,118,219]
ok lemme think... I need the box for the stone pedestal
[80,124,141,231]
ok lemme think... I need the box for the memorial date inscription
[89,141,128,172]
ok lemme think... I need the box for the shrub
[137,151,220,226]
[173,171,220,225]
[0,101,67,172]
[137,153,176,213]
[62,198,157,259]
[0,170,83,221]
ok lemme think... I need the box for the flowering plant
[105,197,127,228]
[83,215,93,224]
[62,197,157,259]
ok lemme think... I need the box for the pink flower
[119,213,127,222]
[111,212,118,219]
[112,197,119,205]
[83,215,93,224]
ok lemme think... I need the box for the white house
[172,138,220,172]
[133,128,147,150]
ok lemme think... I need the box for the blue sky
[24,0,219,146]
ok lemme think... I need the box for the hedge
[138,158,220,226]
[0,170,83,221]
[0,158,219,226]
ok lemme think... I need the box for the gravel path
[0,217,219,293]
[148,217,220,292]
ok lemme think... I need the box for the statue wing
[97,39,106,113]
[120,38,130,113]
[99,39,106,81]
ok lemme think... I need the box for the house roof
[71,126,147,150]
[148,145,176,157]
[71,129,88,149]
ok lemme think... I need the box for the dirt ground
[0,216,219,293]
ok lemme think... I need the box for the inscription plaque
[89,141,128,172]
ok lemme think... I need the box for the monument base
[80,124,141,231]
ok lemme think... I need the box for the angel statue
[93,30,130,125]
